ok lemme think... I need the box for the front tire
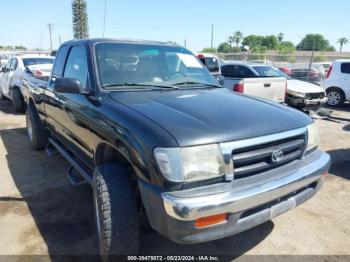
[93,164,140,257]
[326,87,345,107]
[26,104,48,150]
[11,88,25,113]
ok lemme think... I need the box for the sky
[0,0,349,52]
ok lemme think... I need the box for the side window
[52,46,70,78]
[63,46,88,90]
[235,66,255,78]
[221,65,236,78]
[341,63,350,74]
[10,58,18,71]
[5,59,12,71]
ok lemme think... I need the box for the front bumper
[139,150,331,244]
[286,95,328,111]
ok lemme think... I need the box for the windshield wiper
[102,83,178,89]
[172,81,221,88]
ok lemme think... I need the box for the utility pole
[58,36,62,46]
[102,0,107,37]
[184,39,187,48]
[210,24,214,52]
[47,23,53,51]
[307,41,315,82]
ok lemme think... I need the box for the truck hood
[109,88,311,147]
[287,79,325,94]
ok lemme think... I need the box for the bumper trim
[162,151,330,221]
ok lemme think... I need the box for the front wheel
[93,163,140,257]
[326,88,345,107]
[26,105,48,150]
[11,88,25,113]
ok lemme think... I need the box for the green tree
[232,31,243,47]
[277,32,284,42]
[297,34,334,51]
[227,36,235,51]
[217,42,231,53]
[14,45,27,50]
[201,47,217,53]
[72,0,89,39]
[279,41,295,49]
[277,41,296,62]
[242,35,264,49]
[337,37,349,52]
[263,35,279,50]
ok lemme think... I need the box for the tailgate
[243,77,286,102]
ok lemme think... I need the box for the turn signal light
[195,213,228,228]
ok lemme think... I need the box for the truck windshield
[253,66,291,80]
[95,43,220,89]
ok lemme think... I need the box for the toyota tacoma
[22,38,331,256]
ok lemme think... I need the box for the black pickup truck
[22,38,331,256]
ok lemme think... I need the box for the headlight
[154,144,225,182]
[289,90,306,98]
[306,122,319,152]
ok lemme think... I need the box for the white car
[323,59,350,107]
[221,63,326,112]
[0,55,54,112]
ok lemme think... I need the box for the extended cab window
[52,46,70,78]
[221,65,236,78]
[341,63,350,74]
[235,66,255,78]
[64,46,88,90]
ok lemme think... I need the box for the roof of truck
[62,38,181,48]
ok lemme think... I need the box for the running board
[48,138,92,184]
[45,143,58,156]
[67,166,88,186]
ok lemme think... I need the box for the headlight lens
[154,144,225,182]
[289,90,306,98]
[306,122,319,152]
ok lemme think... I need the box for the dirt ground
[0,99,349,259]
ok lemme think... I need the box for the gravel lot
[0,99,349,259]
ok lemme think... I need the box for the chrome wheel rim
[27,113,33,142]
[327,91,341,105]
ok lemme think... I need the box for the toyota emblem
[271,149,283,163]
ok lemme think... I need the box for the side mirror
[1,67,6,73]
[53,77,81,94]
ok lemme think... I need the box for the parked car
[290,68,323,86]
[196,53,224,79]
[314,62,332,75]
[251,65,327,112]
[22,38,330,257]
[279,67,292,76]
[323,59,350,106]
[219,62,286,103]
[0,55,54,112]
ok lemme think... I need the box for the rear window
[341,63,350,74]
[23,58,54,67]
[253,66,290,79]
[200,57,219,72]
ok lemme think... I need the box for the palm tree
[232,31,243,48]
[337,37,349,52]
[277,32,284,42]
[72,0,89,39]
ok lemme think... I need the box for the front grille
[232,134,306,179]
[306,92,325,100]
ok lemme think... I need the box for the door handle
[264,83,271,87]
